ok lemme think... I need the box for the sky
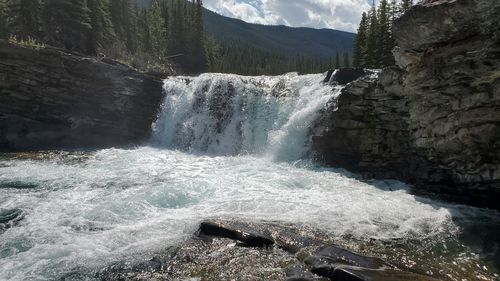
[203,0,374,33]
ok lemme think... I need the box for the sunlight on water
[1,148,499,280]
[1,73,499,280]
[152,73,341,161]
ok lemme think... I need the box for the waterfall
[152,73,341,161]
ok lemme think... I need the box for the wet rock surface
[98,219,439,281]
[0,208,24,232]
[0,40,167,151]
[198,221,274,247]
[313,0,500,209]
[325,69,372,85]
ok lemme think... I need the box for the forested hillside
[0,0,355,75]
[202,9,354,59]
[202,8,355,75]
[0,0,205,73]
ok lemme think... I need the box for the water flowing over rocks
[324,68,373,85]
[0,40,167,151]
[313,0,500,210]
[153,73,339,160]
[0,208,24,233]
[99,219,439,281]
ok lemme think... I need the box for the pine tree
[191,0,206,72]
[87,0,115,55]
[0,0,8,39]
[124,2,139,54]
[364,4,378,68]
[109,0,138,54]
[42,0,91,51]
[335,50,340,69]
[377,0,394,67]
[343,52,350,68]
[390,0,398,21]
[353,12,368,67]
[168,0,184,55]
[137,8,153,53]
[205,35,222,72]
[148,0,166,57]
[401,0,413,14]
[160,1,169,52]
[5,0,41,40]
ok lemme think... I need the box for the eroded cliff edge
[0,40,166,151]
[313,0,500,209]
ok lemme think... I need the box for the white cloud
[203,0,373,32]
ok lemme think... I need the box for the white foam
[1,73,497,280]
[0,148,462,280]
[152,73,340,160]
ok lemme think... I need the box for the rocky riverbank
[0,0,497,209]
[96,219,444,281]
[313,0,500,209]
[0,40,168,151]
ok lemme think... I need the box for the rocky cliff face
[0,40,166,151]
[313,0,500,209]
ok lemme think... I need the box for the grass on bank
[8,35,45,50]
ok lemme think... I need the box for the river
[0,73,499,280]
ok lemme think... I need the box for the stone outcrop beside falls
[0,40,166,151]
[99,219,441,281]
[313,0,500,209]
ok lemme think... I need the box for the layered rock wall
[0,40,166,150]
[313,0,500,209]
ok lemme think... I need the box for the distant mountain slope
[136,0,355,58]
[202,8,355,58]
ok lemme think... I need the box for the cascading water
[152,73,341,161]
[1,73,499,281]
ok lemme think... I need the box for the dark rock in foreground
[0,40,168,151]
[198,221,274,247]
[313,0,500,210]
[99,219,439,281]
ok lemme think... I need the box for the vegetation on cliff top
[353,0,413,68]
[0,0,354,75]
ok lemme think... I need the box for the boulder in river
[0,208,25,232]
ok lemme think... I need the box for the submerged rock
[0,208,25,232]
[331,266,440,281]
[285,263,322,281]
[304,246,387,271]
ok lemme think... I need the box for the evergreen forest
[352,0,413,68]
[0,0,353,75]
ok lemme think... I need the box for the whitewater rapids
[152,73,341,161]
[0,73,498,280]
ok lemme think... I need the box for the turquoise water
[0,148,499,280]
[0,73,499,280]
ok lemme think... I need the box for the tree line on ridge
[353,0,413,68]
[0,0,358,74]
